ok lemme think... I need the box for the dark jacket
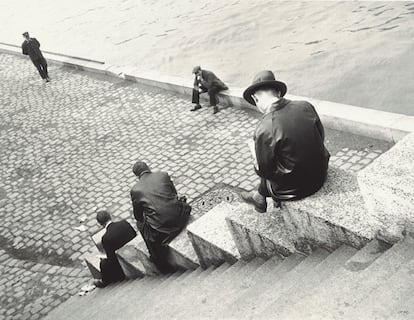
[194,70,228,90]
[130,172,189,234]
[22,38,44,61]
[254,98,330,199]
[100,220,136,284]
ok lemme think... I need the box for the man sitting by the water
[241,70,330,212]
[191,65,228,114]
[130,161,191,274]
[94,210,136,288]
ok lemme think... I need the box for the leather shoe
[213,106,219,114]
[240,191,267,213]
[93,280,107,288]
[190,104,202,111]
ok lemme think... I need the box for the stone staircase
[46,133,414,319]
[45,235,414,319]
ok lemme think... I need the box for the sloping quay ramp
[2,43,413,318]
[1,41,413,144]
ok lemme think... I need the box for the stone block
[358,133,414,241]
[84,247,102,279]
[187,202,241,268]
[283,167,373,250]
[127,236,161,275]
[168,229,200,270]
[116,241,145,279]
[225,202,296,259]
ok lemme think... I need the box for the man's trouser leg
[138,223,176,274]
[208,86,220,106]
[39,57,48,78]
[192,89,200,104]
[32,59,46,79]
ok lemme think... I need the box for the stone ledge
[225,202,296,259]
[1,42,412,143]
[187,202,241,268]
[168,228,200,270]
[358,132,414,242]
[283,167,374,251]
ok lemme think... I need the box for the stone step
[124,266,216,319]
[154,263,241,320]
[186,258,267,319]
[281,235,414,319]
[187,202,241,268]
[207,255,284,319]
[282,166,375,251]
[168,227,200,270]
[358,132,414,242]
[145,263,231,319]
[220,253,305,318]
[225,202,297,259]
[262,244,358,318]
[345,258,414,319]
[116,244,146,279]
[386,291,414,319]
[129,236,161,275]
[244,248,330,318]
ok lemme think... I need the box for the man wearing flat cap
[191,66,228,114]
[130,161,191,273]
[21,32,50,82]
[241,70,330,212]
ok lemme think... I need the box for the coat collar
[270,97,291,112]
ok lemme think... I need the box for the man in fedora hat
[241,70,330,212]
[21,32,50,82]
[191,66,228,114]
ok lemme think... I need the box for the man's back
[22,38,43,60]
[130,172,185,233]
[255,98,330,197]
[102,220,136,256]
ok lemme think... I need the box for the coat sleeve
[33,38,40,48]
[200,71,215,89]
[254,117,278,179]
[22,42,28,55]
[309,103,325,141]
[131,191,144,222]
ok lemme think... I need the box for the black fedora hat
[243,70,287,105]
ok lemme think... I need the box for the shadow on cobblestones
[0,235,75,267]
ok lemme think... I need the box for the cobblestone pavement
[0,53,393,319]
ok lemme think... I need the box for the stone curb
[1,42,413,143]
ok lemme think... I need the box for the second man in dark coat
[130,161,191,274]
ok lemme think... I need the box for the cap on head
[22,32,29,37]
[96,210,111,226]
[192,65,201,74]
[132,161,150,177]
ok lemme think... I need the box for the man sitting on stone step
[190,65,228,114]
[94,210,136,288]
[130,161,191,274]
[241,70,330,212]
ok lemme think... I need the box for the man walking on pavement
[191,65,228,114]
[241,70,330,212]
[21,32,50,82]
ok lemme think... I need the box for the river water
[1,0,413,115]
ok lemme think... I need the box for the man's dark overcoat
[254,97,330,200]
